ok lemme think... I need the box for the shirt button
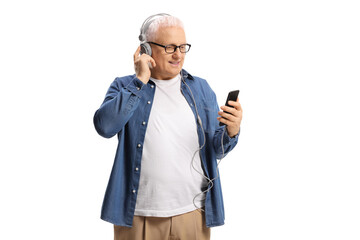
[132,189,136,194]
[147,101,151,104]
[135,167,139,171]
[136,87,140,91]
[137,144,142,148]
[142,121,146,125]
[150,85,154,88]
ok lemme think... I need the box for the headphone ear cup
[140,43,152,56]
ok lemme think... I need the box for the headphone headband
[139,13,171,42]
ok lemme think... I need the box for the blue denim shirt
[93,69,239,228]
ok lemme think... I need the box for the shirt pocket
[199,100,219,133]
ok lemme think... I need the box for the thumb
[149,57,156,68]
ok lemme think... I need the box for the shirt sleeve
[212,100,239,159]
[93,76,145,138]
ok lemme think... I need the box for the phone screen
[219,90,240,126]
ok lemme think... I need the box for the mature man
[93,14,243,240]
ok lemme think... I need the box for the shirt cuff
[223,127,240,144]
[125,77,146,97]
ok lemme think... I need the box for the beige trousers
[114,210,211,240]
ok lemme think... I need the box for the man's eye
[167,46,176,50]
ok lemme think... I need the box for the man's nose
[172,47,182,58]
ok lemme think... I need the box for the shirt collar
[181,69,194,81]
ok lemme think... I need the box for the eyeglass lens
[166,44,190,53]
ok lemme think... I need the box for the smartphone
[219,90,240,126]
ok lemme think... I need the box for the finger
[134,46,141,61]
[220,106,239,116]
[227,101,242,113]
[149,57,156,68]
[227,100,241,110]
[218,111,237,122]
[217,116,228,124]
[139,54,156,68]
[235,98,243,112]
[238,103,243,112]
[217,116,233,126]
[217,116,225,124]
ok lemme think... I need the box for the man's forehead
[155,26,186,43]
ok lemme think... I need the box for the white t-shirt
[134,74,208,217]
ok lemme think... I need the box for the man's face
[150,26,186,80]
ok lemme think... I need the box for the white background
[1,0,359,239]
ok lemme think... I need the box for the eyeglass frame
[147,42,191,53]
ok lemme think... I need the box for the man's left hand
[217,99,243,138]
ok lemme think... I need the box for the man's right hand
[133,46,156,84]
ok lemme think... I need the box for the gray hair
[145,16,184,42]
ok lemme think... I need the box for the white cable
[192,128,226,212]
[180,72,227,212]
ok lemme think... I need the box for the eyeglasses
[148,42,191,53]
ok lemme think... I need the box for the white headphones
[138,13,171,56]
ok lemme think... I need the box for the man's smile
[169,61,180,66]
